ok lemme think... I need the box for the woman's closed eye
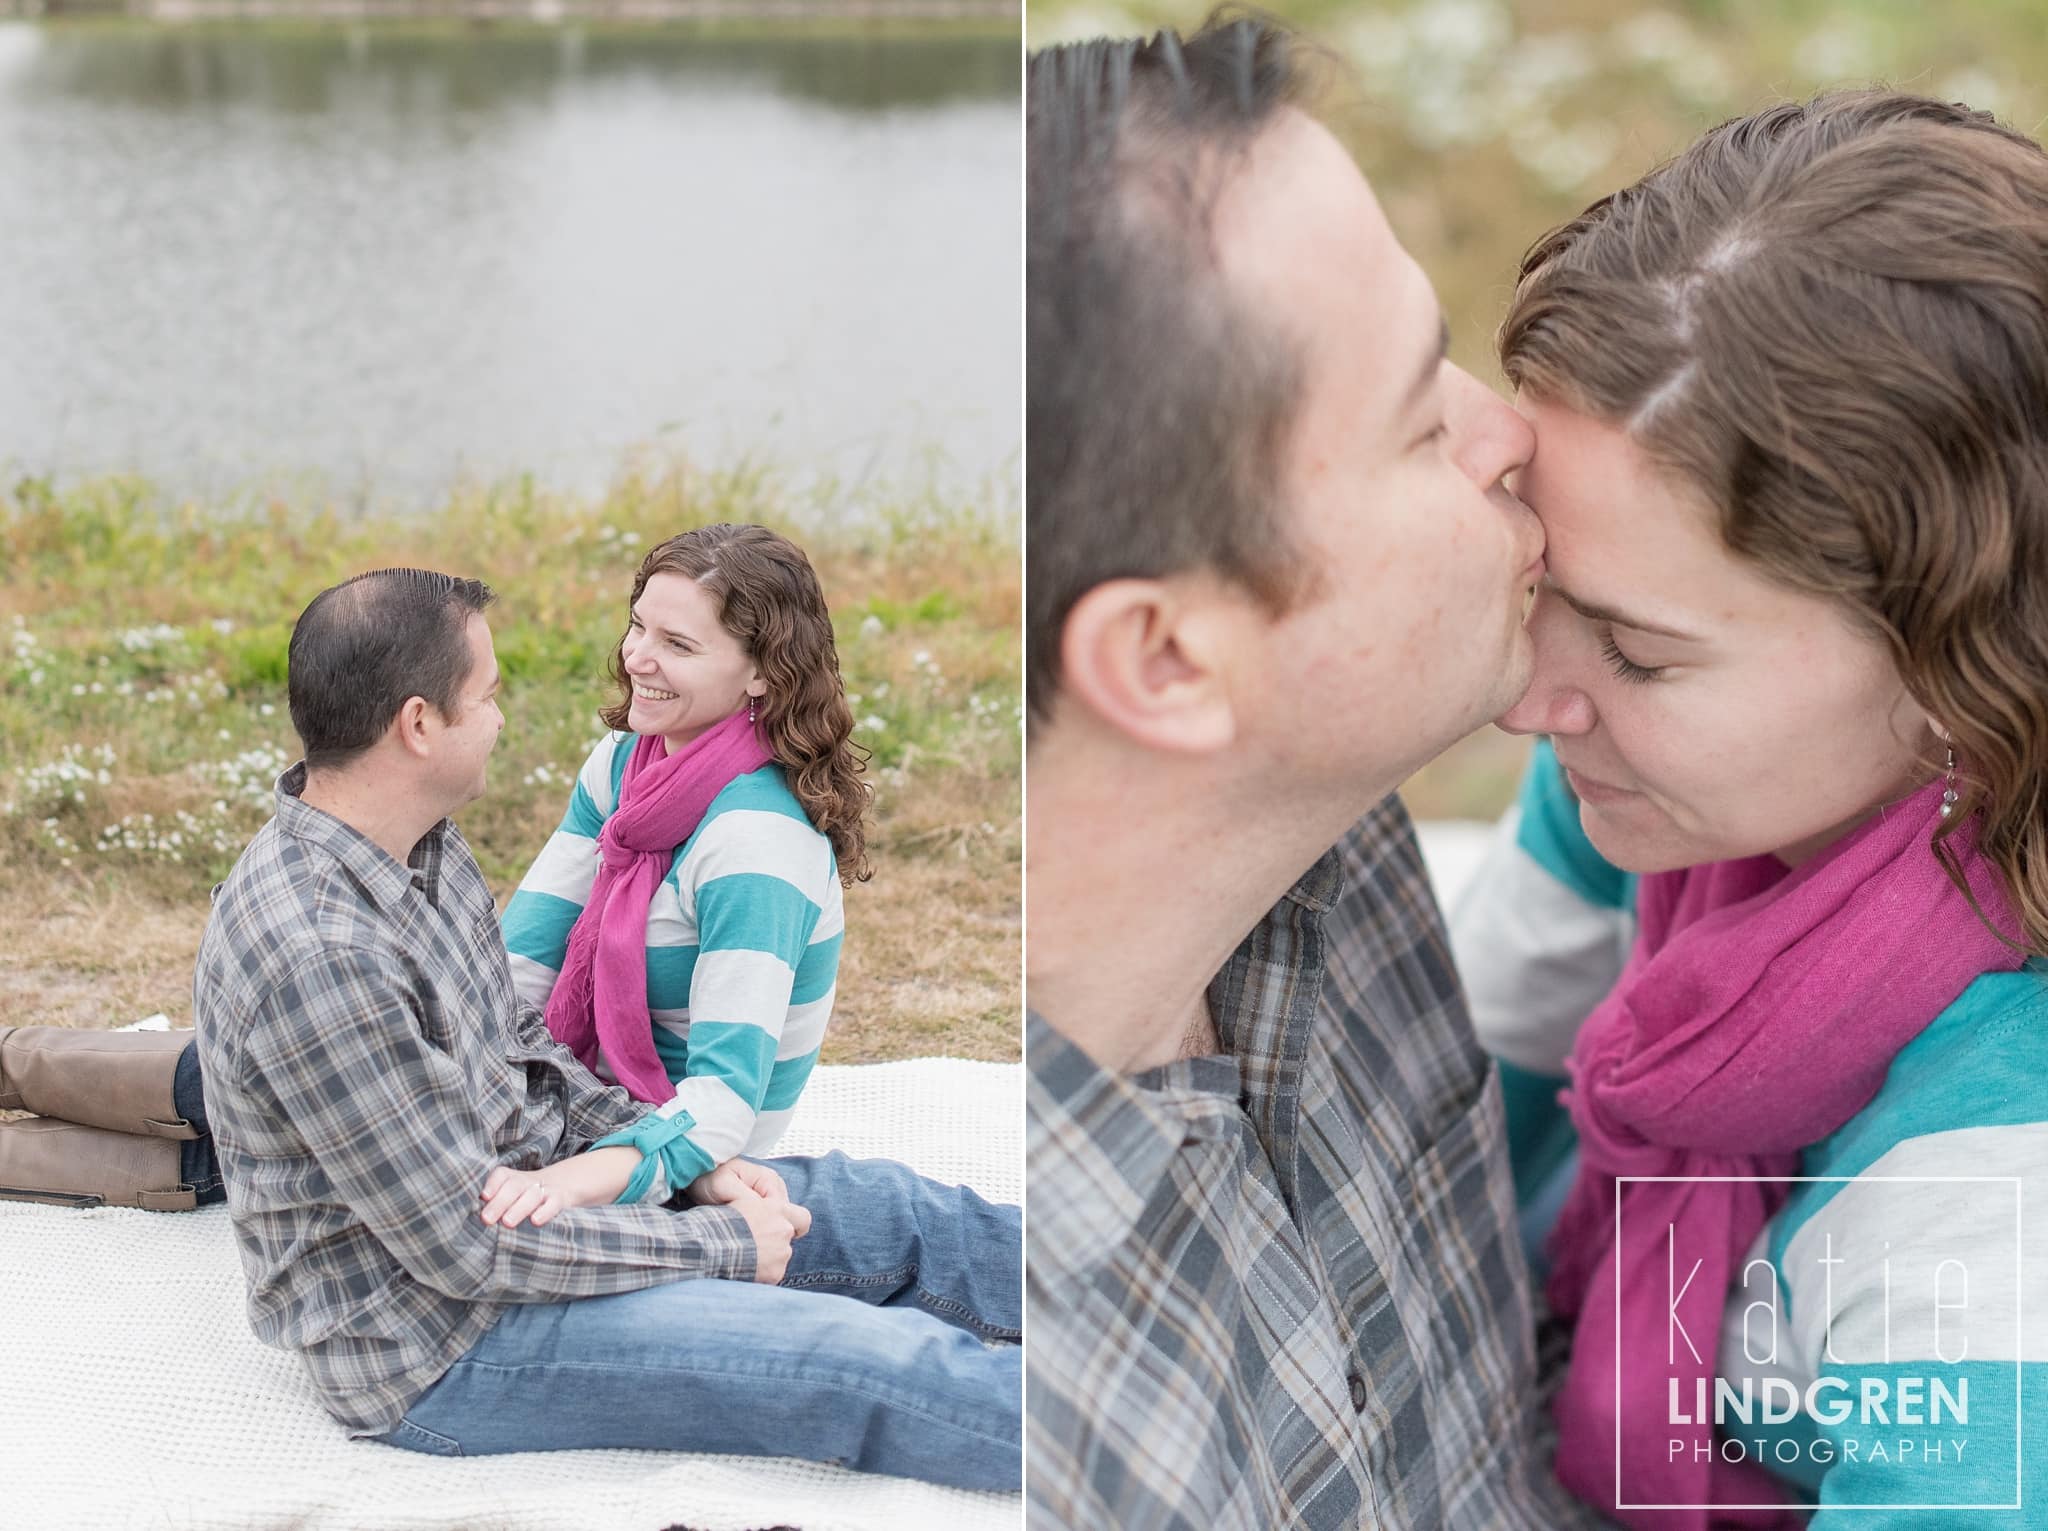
[1598,626,1665,684]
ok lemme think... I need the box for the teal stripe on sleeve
[1769,969,2048,1261]
[501,890,584,967]
[1803,1361,2030,1522]
[1516,738,1636,911]
[655,1132,716,1191]
[560,779,604,840]
[694,871,821,966]
[607,732,632,807]
[761,1050,820,1113]
[791,932,842,1006]
[683,1020,780,1110]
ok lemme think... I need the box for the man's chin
[1486,629,1536,723]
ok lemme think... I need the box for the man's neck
[1028,739,1395,1076]
[297,761,446,871]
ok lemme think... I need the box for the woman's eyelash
[1599,630,1663,684]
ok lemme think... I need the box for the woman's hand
[479,1146,641,1228]
[688,1157,791,1209]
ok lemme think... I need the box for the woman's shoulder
[667,764,835,893]
[1805,960,2048,1184]
[572,730,636,819]
[703,762,817,827]
[1869,961,2048,1120]
[1762,963,2048,1421]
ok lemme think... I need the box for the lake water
[0,24,1019,509]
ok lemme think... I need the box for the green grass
[0,466,1022,1062]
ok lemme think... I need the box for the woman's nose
[1495,591,1597,737]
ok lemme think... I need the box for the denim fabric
[377,1150,1021,1492]
[172,1041,225,1207]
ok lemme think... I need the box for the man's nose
[1495,591,1597,736]
[1442,365,1535,492]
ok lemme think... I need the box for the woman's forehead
[636,571,722,627]
[1519,398,1785,639]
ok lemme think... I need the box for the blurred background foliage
[1029,0,2045,817]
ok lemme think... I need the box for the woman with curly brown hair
[1453,89,2048,1529]
[495,521,873,1216]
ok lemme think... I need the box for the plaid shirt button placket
[192,766,756,1437]
[1026,795,1608,1531]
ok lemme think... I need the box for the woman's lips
[1562,763,1638,805]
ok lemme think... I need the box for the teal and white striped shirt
[501,731,844,1203]
[1451,739,2048,1523]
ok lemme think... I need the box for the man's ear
[1057,577,1241,754]
[391,695,434,761]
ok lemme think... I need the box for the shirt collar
[273,763,453,914]
[1027,1012,1242,1292]
[1025,847,1344,1290]
[1278,843,1344,914]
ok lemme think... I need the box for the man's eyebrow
[1546,580,1700,643]
[1400,311,1451,418]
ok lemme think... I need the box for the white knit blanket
[1,1058,1022,1531]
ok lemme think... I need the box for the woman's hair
[1499,88,2048,956]
[600,523,872,885]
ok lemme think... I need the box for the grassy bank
[0,468,1021,1063]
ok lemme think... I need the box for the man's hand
[689,1158,811,1282]
[728,1184,804,1283]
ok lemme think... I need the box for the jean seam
[439,1357,1016,1445]
[780,1262,916,1293]
[387,1417,464,1456]
[780,1264,1019,1344]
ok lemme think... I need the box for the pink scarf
[1546,777,2025,1528]
[544,709,773,1104]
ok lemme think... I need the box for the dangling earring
[748,695,758,726]
[1939,743,1959,820]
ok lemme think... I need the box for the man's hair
[1027,9,1315,723]
[288,568,497,772]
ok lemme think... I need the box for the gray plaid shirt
[1026,797,1603,1530]
[192,766,755,1436]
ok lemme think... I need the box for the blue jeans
[172,1042,226,1206]
[376,1150,1022,1492]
